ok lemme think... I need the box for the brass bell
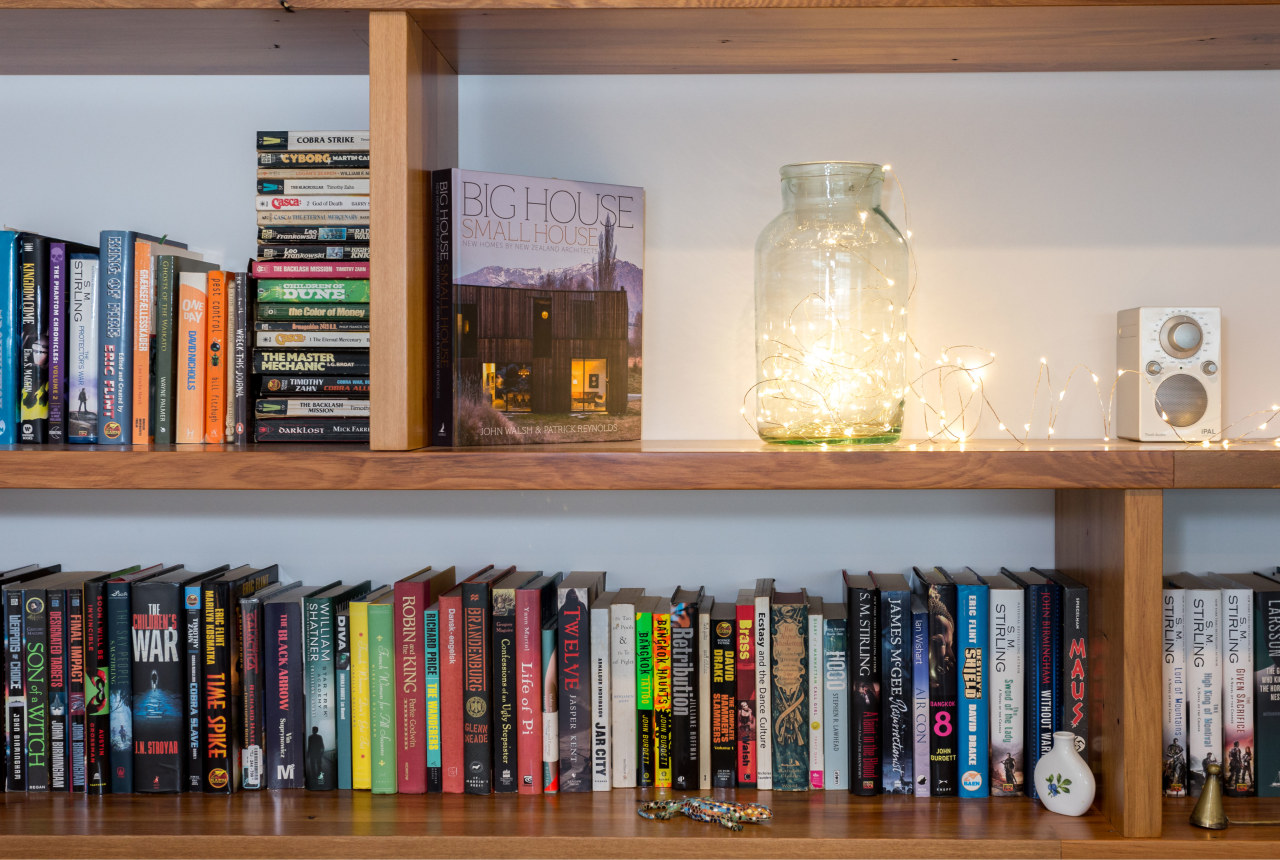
[1190,762,1227,830]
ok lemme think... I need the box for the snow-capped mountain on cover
[458,260,643,321]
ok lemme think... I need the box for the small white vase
[1033,731,1096,816]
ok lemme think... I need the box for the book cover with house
[431,169,644,446]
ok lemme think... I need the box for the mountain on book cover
[432,169,644,446]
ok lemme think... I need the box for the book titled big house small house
[431,169,644,446]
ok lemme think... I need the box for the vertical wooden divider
[1055,488,1163,838]
[369,11,459,450]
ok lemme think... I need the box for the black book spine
[252,349,370,376]
[240,597,266,790]
[48,590,69,791]
[17,233,49,443]
[1024,581,1062,800]
[1056,578,1088,753]
[106,580,135,793]
[5,586,26,791]
[201,582,234,792]
[1256,588,1280,798]
[670,602,698,791]
[83,581,110,794]
[23,588,50,790]
[848,586,881,795]
[265,602,304,789]
[557,587,591,792]
[257,151,370,169]
[132,582,184,793]
[923,579,959,797]
[462,580,493,794]
[184,584,203,790]
[880,588,913,794]
[711,617,736,788]
[430,167,454,446]
[68,586,87,792]
[492,603,519,793]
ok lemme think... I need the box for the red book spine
[735,602,756,787]
[440,591,465,794]
[395,581,427,794]
[515,587,542,794]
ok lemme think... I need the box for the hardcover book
[1002,568,1061,800]
[609,587,644,789]
[590,590,617,792]
[368,591,397,794]
[0,231,19,443]
[461,566,516,795]
[823,604,849,791]
[1224,573,1280,797]
[350,586,393,791]
[910,567,959,797]
[985,571,1026,797]
[807,595,824,790]
[423,601,441,792]
[1162,577,1188,797]
[735,588,756,788]
[67,584,88,791]
[770,589,809,791]
[910,594,930,797]
[669,585,704,791]
[492,570,538,793]
[872,573,913,795]
[336,605,354,791]
[47,587,69,790]
[844,573,880,795]
[542,617,559,793]
[557,571,606,792]
[515,573,561,794]
[711,602,737,789]
[1167,572,1222,797]
[948,567,990,798]
[304,581,374,791]
[5,566,62,790]
[430,169,644,446]
[1205,573,1255,797]
[1035,567,1089,757]
[240,582,305,791]
[393,567,457,794]
[753,578,775,790]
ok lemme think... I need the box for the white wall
[1,72,1276,587]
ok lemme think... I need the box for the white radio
[1116,307,1221,442]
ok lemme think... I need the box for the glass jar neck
[780,163,883,211]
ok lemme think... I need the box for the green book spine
[256,303,370,322]
[152,256,176,444]
[335,608,352,791]
[770,598,809,791]
[255,280,371,303]
[634,608,654,788]
[369,603,396,794]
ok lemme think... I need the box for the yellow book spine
[351,600,373,790]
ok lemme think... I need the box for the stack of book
[253,130,372,443]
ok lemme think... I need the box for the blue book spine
[335,608,352,791]
[910,597,930,797]
[424,607,442,786]
[957,581,990,797]
[0,230,18,443]
[183,583,203,791]
[96,230,134,444]
[879,587,913,794]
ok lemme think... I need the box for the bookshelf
[2,1,1280,856]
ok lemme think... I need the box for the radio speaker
[1116,307,1221,442]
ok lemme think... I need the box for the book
[257,130,371,151]
[0,230,19,443]
[369,590,397,794]
[1166,572,1222,797]
[515,573,561,794]
[17,233,51,443]
[710,601,737,789]
[949,567,990,798]
[807,595,824,790]
[735,588,756,788]
[823,603,849,791]
[82,568,111,794]
[461,565,516,795]
[47,242,67,444]
[22,575,53,790]
[635,595,655,788]
[251,261,371,280]
[256,303,370,322]
[254,417,369,442]
[557,571,606,792]
[256,397,370,418]
[67,583,88,791]
[697,592,714,791]
[430,168,644,446]
[256,195,370,212]
[1002,568,1060,800]
[257,169,371,181]
[256,320,370,333]
[542,616,559,793]
[336,603,355,791]
[153,257,217,445]
[651,593,673,789]
[255,332,370,351]
[1036,567,1089,757]
[258,377,370,396]
[753,577,774,790]
[175,269,208,443]
[4,565,61,790]
[910,567,959,797]
[47,587,69,790]
[438,574,482,794]
[393,566,457,794]
[350,586,393,791]
[669,585,703,791]
[608,587,643,789]
[492,570,538,793]
[130,236,195,444]
[240,581,306,791]
[256,279,371,303]
[590,590,617,792]
[1204,573,1255,797]
[255,226,371,243]
[252,349,369,376]
[770,589,809,791]
[304,581,373,791]
[1222,573,1280,797]
[845,572,880,795]
[873,572,913,795]
[264,588,307,790]
[256,244,371,262]
[257,151,371,170]
[203,271,227,444]
[985,571,1026,797]
[910,594,930,797]
[422,601,440,792]
[256,179,371,195]
[66,253,100,443]
[1161,576,1188,797]
[231,272,249,444]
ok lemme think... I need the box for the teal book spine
[335,608,352,791]
[424,606,442,790]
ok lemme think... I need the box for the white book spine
[610,602,637,788]
[1163,587,1188,797]
[754,595,772,790]
[591,603,611,791]
[255,195,371,211]
[698,607,712,790]
[989,588,1024,796]
[1220,584,1254,795]
[823,621,848,790]
[1188,588,1222,797]
[808,609,824,788]
[68,257,98,424]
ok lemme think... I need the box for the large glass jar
[753,162,910,444]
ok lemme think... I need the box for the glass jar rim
[780,161,885,180]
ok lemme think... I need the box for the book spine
[131,583,184,793]
[634,608,654,788]
[1188,589,1222,797]
[256,179,371,195]
[67,587,87,792]
[204,271,226,444]
[493,594,520,793]
[651,609,672,789]
[175,271,207,444]
[369,603,397,794]
[256,244,371,262]
[265,602,304,790]
[256,130,371,151]
[881,590,913,795]
[152,256,176,445]
[6,587,26,791]
[735,603,755,788]
[1221,587,1254,797]
[130,241,153,444]
[257,151,371,169]
[770,600,808,791]
[67,255,100,443]
[256,195,371,212]
[335,609,353,791]
[83,581,109,794]
[254,418,369,442]
[232,271,250,444]
[303,596,337,790]
[909,599,931,798]
[515,591,542,794]
[256,303,370,322]
[557,586,592,793]
[439,595,463,793]
[48,590,68,791]
[48,243,67,443]
[0,232,19,444]
[711,617,736,788]
[350,602,372,791]
[251,261,371,278]
[698,605,712,791]
[590,600,611,791]
[754,594,772,790]
[431,168,454,446]
[1254,589,1280,798]
[252,350,370,376]
[255,279,371,303]
[185,585,208,791]
[1163,587,1189,796]
[18,234,49,443]
[1059,581,1089,755]
[423,607,441,792]
[542,624,558,793]
[462,581,493,795]
[1025,583,1058,800]
[23,588,50,790]
[394,583,426,794]
[808,608,824,789]
[224,273,236,442]
[255,225,370,243]
[990,588,1025,797]
[240,597,264,791]
[928,581,960,797]
[106,581,134,792]
[669,600,696,791]
[824,616,848,791]
[96,230,132,444]
[957,583,990,798]
[849,587,880,795]
[202,583,233,793]
[609,601,636,788]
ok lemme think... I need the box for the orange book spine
[175,271,208,444]
[204,271,227,443]
[131,241,154,443]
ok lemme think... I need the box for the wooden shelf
[1061,799,1280,859]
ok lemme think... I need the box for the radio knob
[1160,314,1204,359]
[1171,322,1201,351]
[1145,361,1162,376]
[1202,360,1218,376]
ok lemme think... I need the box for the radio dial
[1159,315,1204,359]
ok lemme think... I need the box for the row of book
[252,130,371,442]
[2,563,1087,800]
[1161,570,1280,798]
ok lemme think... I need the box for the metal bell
[1189,762,1227,830]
